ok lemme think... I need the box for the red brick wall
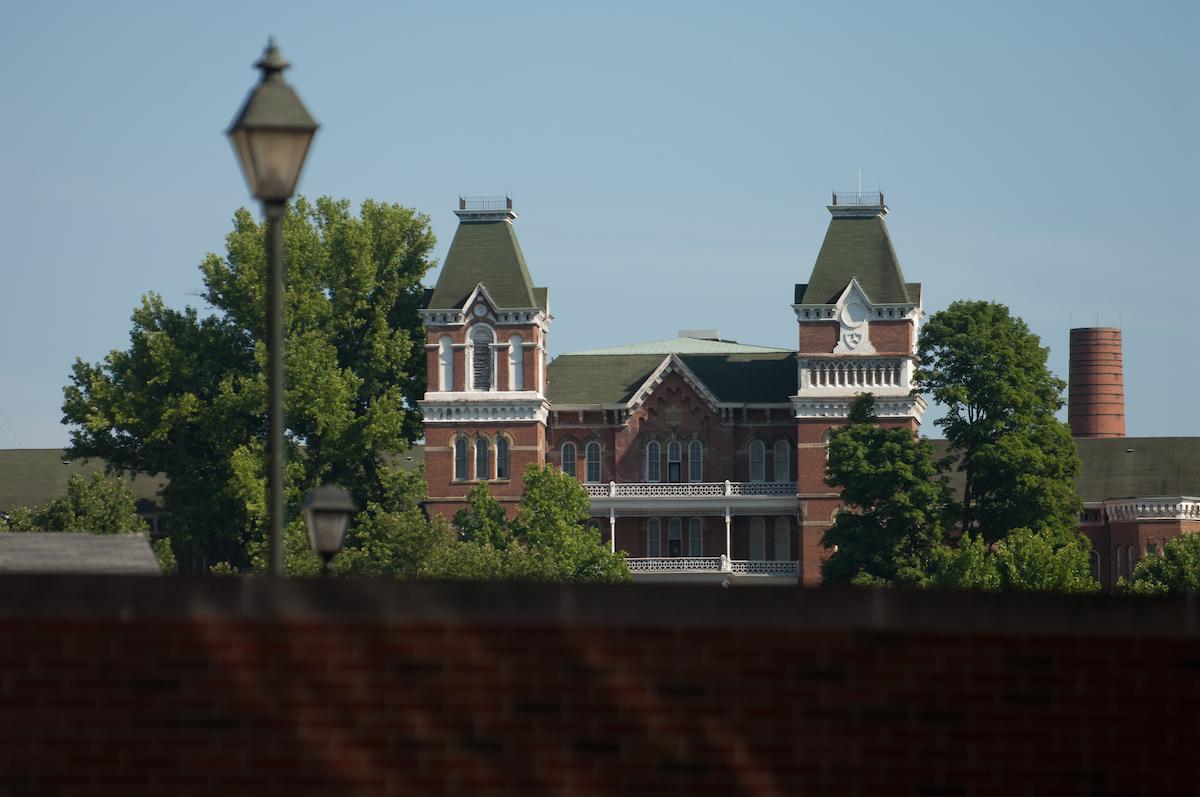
[799,322,838,354]
[424,423,545,520]
[867,320,913,354]
[1,576,1195,795]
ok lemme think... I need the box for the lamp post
[302,485,357,577]
[227,40,318,576]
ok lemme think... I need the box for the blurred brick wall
[0,577,1197,796]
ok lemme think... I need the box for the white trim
[1105,497,1200,522]
[420,396,550,424]
[792,395,927,421]
[626,354,723,415]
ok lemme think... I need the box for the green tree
[62,197,436,572]
[423,466,630,583]
[1128,534,1200,595]
[915,300,1081,543]
[5,473,147,535]
[821,394,948,585]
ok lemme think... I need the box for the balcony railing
[585,481,798,498]
[626,557,798,576]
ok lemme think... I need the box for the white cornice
[420,394,549,424]
[791,394,927,421]
[1105,497,1200,522]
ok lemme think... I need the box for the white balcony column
[609,508,616,554]
[724,507,731,558]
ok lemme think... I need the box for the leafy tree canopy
[1128,534,1200,595]
[915,300,1081,543]
[62,197,436,572]
[4,472,146,535]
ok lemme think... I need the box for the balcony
[586,481,799,517]
[626,556,798,583]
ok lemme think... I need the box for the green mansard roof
[425,219,547,311]
[797,214,913,305]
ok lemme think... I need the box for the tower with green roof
[791,192,926,581]
[419,197,551,519]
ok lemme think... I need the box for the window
[749,440,765,482]
[773,517,790,561]
[470,326,494,390]
[823,429,833,461]
[1127,545,1136,581]
[667,517,683,557]
[646,440,661,482]
[474,438,490,480]
[667,441,682,482]
[1115,546,1124,582]
[585,442,601,483]
[647,518,661,557]
[438,335,453,391]
[496,437,510,480]
[508,334,523,391]
[561,442,577,478]
[1089,550,1100,581]
[773,440,790,482]
[688,440,702,482]
[454,438,468,481]
[688,517,703,556]
[749,517,766,560]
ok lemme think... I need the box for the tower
[1068,327,1126,438]
[419,197,551,519]
[791,192,925,584]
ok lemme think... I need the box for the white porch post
[609,508,616,554]
[725,507,731,558]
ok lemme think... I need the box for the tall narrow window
[561,442,577,478]
[823,429,833,461]
[667,517,682,557]
[496,437,510,480]
[749,517,766,560]
[438,335,453,391]
[688,517,703,556]
[508,334,524,391]
[688,440,703,482]
[585,442,601,483]
[474,438,490,480]
[647,518,661,557]
[470,326,494,391]
[749,440,765,482]
[773,440,790,482]
[773,517,790,561]
[646,440,661,482]
[667,441,682,482]
[454,438,468,481]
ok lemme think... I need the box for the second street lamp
[228,40,318,576]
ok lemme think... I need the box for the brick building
[419,192,1200,587]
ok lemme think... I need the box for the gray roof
[569,337,792,356]
[0,532,161,574]
[0,450,163,512]
[425,220,547,311]
[798,216,912,305]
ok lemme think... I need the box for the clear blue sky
[2,1,1196,447]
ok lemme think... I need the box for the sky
[1,1,1196,448]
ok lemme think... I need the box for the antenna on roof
[857,169,862,194]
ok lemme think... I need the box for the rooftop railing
[584,481,798,498]
[831,190,884,206]
[458,195,512,211]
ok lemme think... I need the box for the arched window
[496,436,510,480]
[508,334,524,391]
[646,440,661,482]
[1127,544,1137,581]
[470,326,494,391]
[585,442,601,483]
[688,517,703,556]
[749,517,766,560]
[646,518,661,557]
[823,429,833,461]
[1089,550,1100,581]
[667,517,683,557]
[688,440,703,482]
[438,335,453,391]
[561,442,577,478]
[474,438,490,480]
[667,440,682,483]
[749,440,765,482]
[1115,546,1124,583]
[773,517,790,561]
[772,440,790,482]
[454,438,468,481]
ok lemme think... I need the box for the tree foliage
[4,473,146,535]
[425,465,631,583]
[821,394,948,585]
[62,197,436,572]
[1128,534,1200,595]
[915,300,1081,543]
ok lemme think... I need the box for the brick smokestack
[1068,327,1126,438]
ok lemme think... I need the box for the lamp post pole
[227,40,318,576]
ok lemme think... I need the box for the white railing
[585,481,797,498]
[627,558,798,576]
[807,359,902,389]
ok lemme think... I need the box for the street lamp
[227,39,318,576]
[302,485,357,577]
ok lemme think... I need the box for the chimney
[1068,327,1126,438]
